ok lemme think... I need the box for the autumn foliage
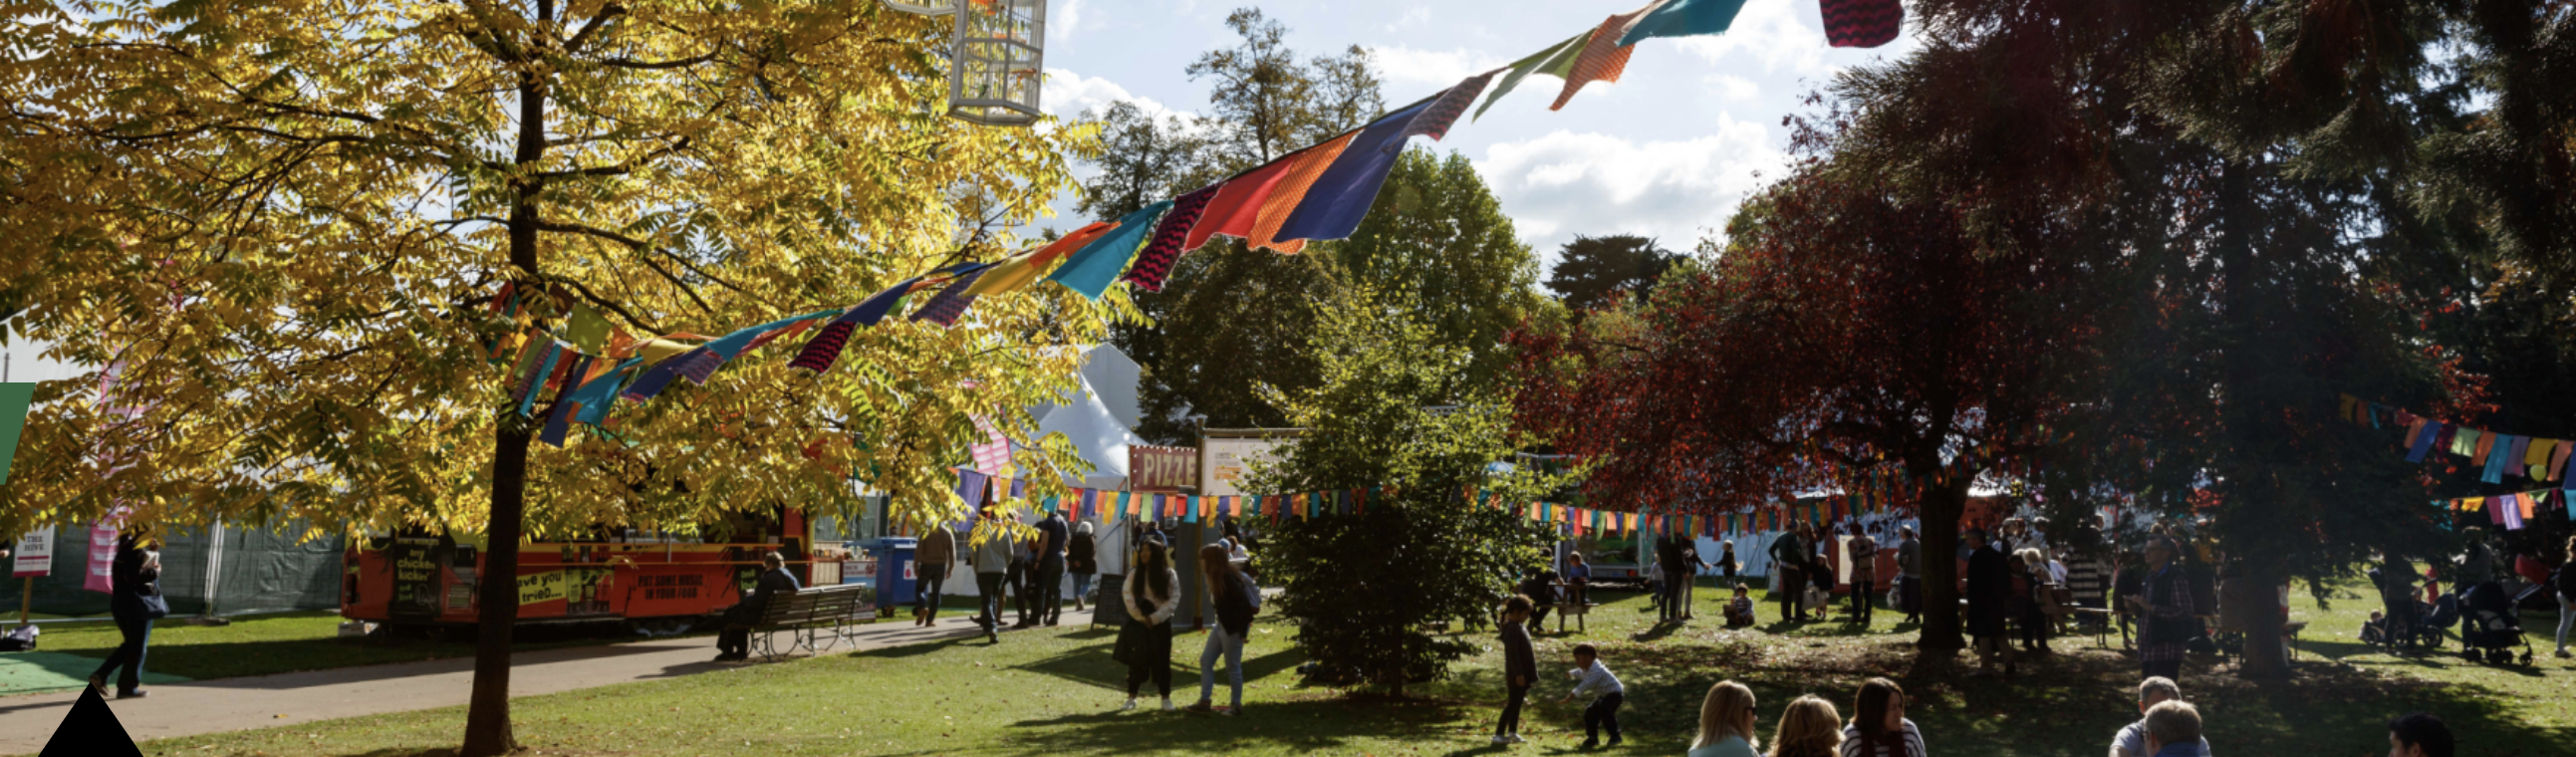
[1513,164,2096,651]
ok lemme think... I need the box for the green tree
[1073,102,1208,220]
[0,3,1099,753]
[1111,7,1382,442]
[1249,286,1558,694]
[1335,149,1548,392]
[1547,234,1679,314]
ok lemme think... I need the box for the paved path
[0,615,1006,754]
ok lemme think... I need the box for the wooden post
[18,577,30,626]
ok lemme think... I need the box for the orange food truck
[342,508,844,632]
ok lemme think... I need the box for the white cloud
[1385,6,1430,33]
[1368,45,1507,92]
[1055,0,1087,43]
[1041,68,1177,120]
[1474,121,1787,255]
[1706,74,1759,102]
[1670,0,1834,79]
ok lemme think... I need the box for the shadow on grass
[994,694,1479,756]
[852,637,978,660]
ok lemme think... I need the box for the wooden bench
[744,584,875,659]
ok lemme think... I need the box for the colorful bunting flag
[1049,200,1172,299]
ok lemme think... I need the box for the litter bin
[868,538,918,613]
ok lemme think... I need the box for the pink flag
[84,521,119,593]
[968,413,1011,474]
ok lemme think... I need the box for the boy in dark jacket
[1493,595,1537,745]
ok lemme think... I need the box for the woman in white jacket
[1116,538,1181,711]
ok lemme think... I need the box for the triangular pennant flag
[1820,0,1903,48]
[1120,185,1222,292]
[1277,99,1436,243]
[1049,201,1172,299]
[1618,0,1751,46]
[1551,4,1658,111]
[1475,32,1590,121]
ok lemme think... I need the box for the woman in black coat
[90,530,167,698]
[1963,528,2015,675]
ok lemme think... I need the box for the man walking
[971,509,1014,643]
[914,520,956,627]
[1034,507,1071,627]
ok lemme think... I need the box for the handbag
[135,584,171,620]
[1111,621,1142,666]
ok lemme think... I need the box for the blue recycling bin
[869,537,918,610]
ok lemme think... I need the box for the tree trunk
[2235,566,2291,678]
[2212,159,2290,680]
[462,21,550,753]
[1915,477,1969,654]
[460,425,532,756]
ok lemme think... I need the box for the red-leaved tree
[1513,165,2096,654]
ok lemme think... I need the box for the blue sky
[1033,0,1919,266]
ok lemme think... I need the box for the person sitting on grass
[1689,680,1761,757]
[2385,713,2451,757]
[1491,595,1537,746]
[1839,677,1924,757]
[1724,584,1758,628]
[2138,701,2205,757]
[1560,643,1625,749]
[1767,694,1844,757]
[714,552,798,661]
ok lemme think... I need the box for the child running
[1559,643,1625,749]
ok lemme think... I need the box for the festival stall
[340,509,813,631]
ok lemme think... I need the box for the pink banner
[84,521,119,593]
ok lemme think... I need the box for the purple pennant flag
[1401,71,1497,143]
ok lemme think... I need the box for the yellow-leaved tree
[0,1,1108,753]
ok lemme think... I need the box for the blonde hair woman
[1767,694,1844,757]
[1689,680,1761,757]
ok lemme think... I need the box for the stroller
[2454,581,2534,666]
[2367,567,2453,652]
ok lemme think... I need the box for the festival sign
[1129,445,1196,492]
[1199,429,1300,498]
[11,526,54,577]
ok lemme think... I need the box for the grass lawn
[133,579,2574,757]
[20,612,677,682]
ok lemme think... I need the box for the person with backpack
[1068,521,1098,613]
[1185,543,1260,715]
[1115,538,1180,711]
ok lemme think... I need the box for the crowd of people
[1482,576,2469,755]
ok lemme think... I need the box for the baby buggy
[2364,574,2452,652]
[2454,581,2533,666]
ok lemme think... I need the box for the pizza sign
[1130,445,1196,492]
